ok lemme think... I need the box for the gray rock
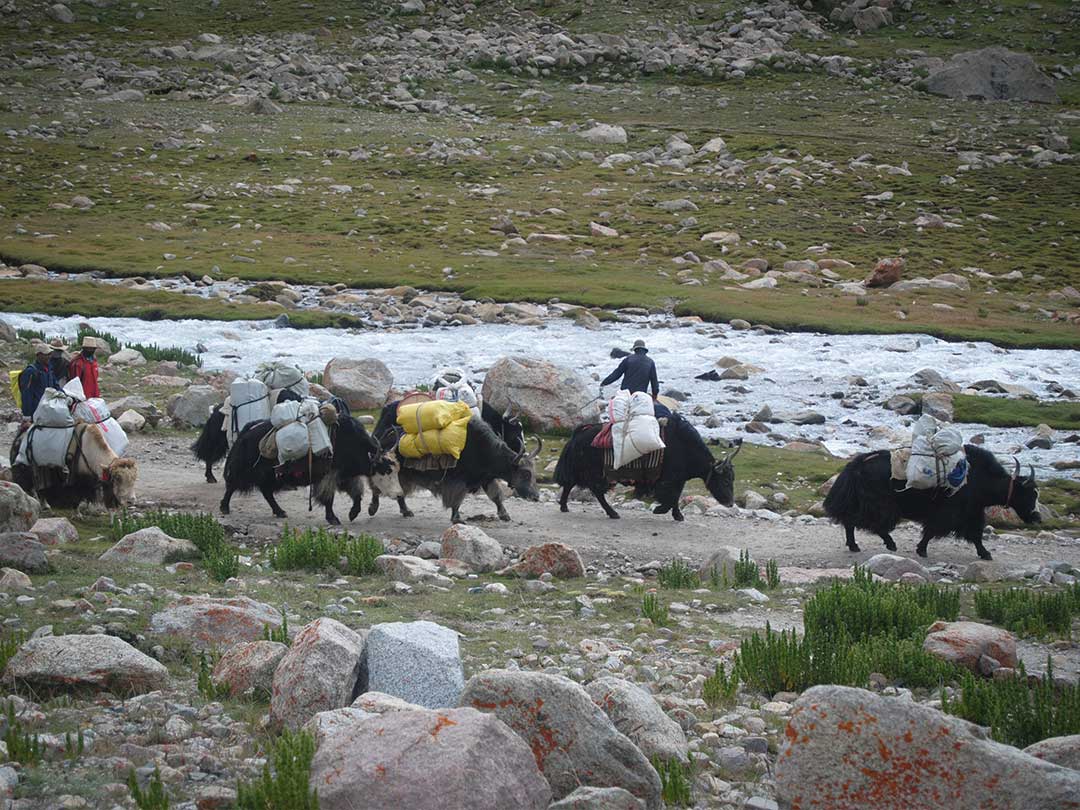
[166,385,224,428]
[0,318,16,343]
[0,567,33,591]
[99,527,200,565]
[150,596,282,650]
[323,357,394,410]
[962,560,1002,583]
[440,524,503,572]
[5,635,167,694]
[211,641,287,698]
[302,707,374,748]
[107,396,161,426]
[923,620,1017,672]
[549,786,645,810]
[922,392,954,422]
[359,620,464,709]
[585,677,688,764]
[0,482,40,534]
[47,4,75,24]
[580,124,628,145]
[852,5,890,32]
[271,618,365,731]
[27,517,77,546]
[912,368,960,393]
[0,533,48,574]
[1024,735,1080,771]
[375,555,453,586]
[925,47,1059,104]
[310,707,551,810]
[863,553,928,581]
[884,395,918,415]
[698,546,749,583]
[461,669,661,808]
[777,685,1080,808]
[788,410,826,425]
[482,356,594,432]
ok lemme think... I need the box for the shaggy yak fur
[219,406,391,524]
[191,389,303,483]
[554,412,740,521]
[823,444,1040,560]
[370,405,540,524]
[10,422,138,509]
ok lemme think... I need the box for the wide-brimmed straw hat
[81,336,98,349]
[48,337,68,351]
[32,341,49,356]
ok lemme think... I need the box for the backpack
[8,369,21,409]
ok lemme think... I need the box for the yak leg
[351,495,366,521]
[879,532,897,552]
[205,459,217,484]
[916,527,933,558]
[559,485,572,513]
[844,523,861,553]
[969,528,992,561]
[397,497,414,518]
[323,491,340,526]
[220,486,233,516]
[367,490,380,517]
[590,485,620,519]
[485,481,511,522]
[258,482,287,519]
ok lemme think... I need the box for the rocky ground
[0,0,1078,808]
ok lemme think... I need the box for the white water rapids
[4,310,1078,479]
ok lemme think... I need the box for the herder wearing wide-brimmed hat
[47,337,70,386]
[600,338,659,400]
[18,342,57,418]
[68,336,100,398]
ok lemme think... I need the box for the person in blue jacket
[19,343,58,418]
[600,339,659,399]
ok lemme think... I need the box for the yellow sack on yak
[397,400,471,434]
[398,414,471,459]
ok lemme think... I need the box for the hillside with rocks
[0,1,1078,809]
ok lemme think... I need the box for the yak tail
[823,463,859,522]
[191,405,229,464]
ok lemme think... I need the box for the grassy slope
[953,394,1080,431]
[0,0,1077,348]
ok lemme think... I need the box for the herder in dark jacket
[47,338,69,386]
[601,339,659,399]
[19,343,57,418]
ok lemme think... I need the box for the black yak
[554,413,741,521]
[191,389,302,483]
[480,401,525,454]
[823,445,1040,560]
[368,413,541,524]
[219,402,392,524]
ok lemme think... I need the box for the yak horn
[530,435,543,459]
[1013,458,1021,479]
[726,438,743,462]
[503,402,513,419]
[1028,465,1036,483]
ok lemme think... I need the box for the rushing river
[4,310,1078,479]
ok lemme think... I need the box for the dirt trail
[131,434,1080,574]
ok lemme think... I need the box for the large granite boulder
[0,482,40,534]
[323,357,393,410]
[482,356,593,432]
[5,635,168,694]
[167,385,224,428]
[585,677,688,764]
[358,620,464,709]
[925,47,1059,104]
[150,596,282,650]
[270,618,365,730]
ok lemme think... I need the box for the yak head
[508,436,542,502]
[705,439,742,507]
[103,457,139,509]
[1008,459,1041,524]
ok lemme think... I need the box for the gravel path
[131,433,1080,573]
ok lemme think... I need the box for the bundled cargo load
[62,377,86,402]
[73,397,128,457]
[256,362,309,401]
[225,378,270,442]
[397,400,471,459]
[272,397,334,466]
[608,390,665,469]
[16,388,75,469]
[905,414,968,490]
[432,367,482,418]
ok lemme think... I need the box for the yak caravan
[0,1,1079,807]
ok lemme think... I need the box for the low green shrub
[264,613,290,646]
[110,511,238,582]
[733,549,761,588]
[77,326,201,367]
[236,729,319,810]
[64,728,85,761]
[269,526,383,577]
[942,659,1080,748]
[974,588,1073,638]
[658,558,698,590]
[197,653,231,701]
[128,767,170,810]
[702,662,739,708]
[652,756,692,807]
[641,592,669,627]
[766,559,780,590]
[3,701,42,766]
[0,629,26,674]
